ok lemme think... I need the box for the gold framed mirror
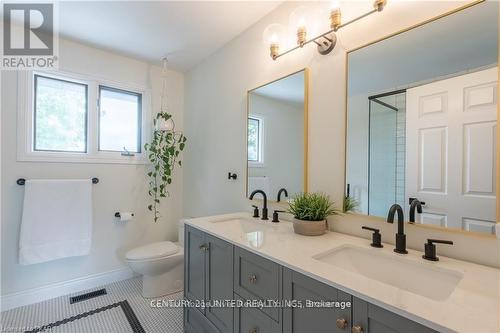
[344,0,499,237]
[246,68,309,202]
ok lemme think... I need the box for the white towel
[19,179,93,265]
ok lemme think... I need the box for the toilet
[126,220,185,298]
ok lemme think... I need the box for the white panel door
[406,67,497,232]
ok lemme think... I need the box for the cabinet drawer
[283,268,352,333]
[234,247,282,321]
[234,295,282,333]
[184,306,220,333]
[353,297,439,333]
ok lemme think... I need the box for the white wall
[183,1,500,268]
[248,94,303,197]
[1,38,184,296]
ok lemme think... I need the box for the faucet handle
[252,205,259,218]
[272,210,286,223]
[423,239,453,261]
[361,226,383,248]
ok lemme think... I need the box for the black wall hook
[228,172,237,180]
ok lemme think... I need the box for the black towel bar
[17,178,99,185]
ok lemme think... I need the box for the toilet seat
[126,241,179,261]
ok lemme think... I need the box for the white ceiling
[58,1,283,72]
[253,71,305,105]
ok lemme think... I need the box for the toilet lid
[126,241,179,260]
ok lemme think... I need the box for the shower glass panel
[368,93,406,217]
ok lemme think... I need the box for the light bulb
[297,17,306,29]
[263,23,286,44]
[263,23,286,59]
[329,0,342,31]
[330,0,341,11]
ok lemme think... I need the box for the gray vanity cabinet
[233,247,282,322]
[185,225,207,308]
[352,298,439,333]
[185,307,220,333]
[184,225,439,333]
[205,234,234,333]
[233,294,282,333]
[283,268,352,333]
[184,225,234,333]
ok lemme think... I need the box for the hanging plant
[144,112,186,222]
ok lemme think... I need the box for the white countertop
[185,212,500,333]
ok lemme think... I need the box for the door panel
[406,67,497,232]
[418,127,447,193]
[463,121,496,196]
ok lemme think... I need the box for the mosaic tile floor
[0,277,183,333]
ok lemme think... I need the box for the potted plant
[287,192,339,236]
[144,112,186,223]
[343,195,359,213]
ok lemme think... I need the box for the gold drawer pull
[248,328,258,333]
[249,274,258,284]
[199,244,209,251]
[351,325,363,333]
[336,318,348,329]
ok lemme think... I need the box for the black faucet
[361,226,383,248]
[422,239,453,261]
[387,204,408,254]
[249,190,268,220]
[277,188,288,202]
[409,199,423,223]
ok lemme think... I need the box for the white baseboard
[0,267,136,311]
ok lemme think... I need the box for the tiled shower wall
[395,93,406,210]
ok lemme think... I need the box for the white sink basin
[210,218,271,231]
[313,245,463,301]
[210,218,273,248]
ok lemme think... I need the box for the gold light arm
[271,0,385,60]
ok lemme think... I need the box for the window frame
[97,85,143,154]
[17,70,151,164]
[247,115,265,167]
[33,74,89,153]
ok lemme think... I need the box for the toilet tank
[178,219,187,245]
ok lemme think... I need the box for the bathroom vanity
[183,213,500,333]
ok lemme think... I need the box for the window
[248,116,263,164]
[19,70,150,164]
[99,86,142,153]
[34,75,88,152]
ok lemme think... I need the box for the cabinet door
[352,298,438,333]
[283,268,352,333]
[184,306,220,333]
[234,247,282,321]
[234,294,282,333]
[205,234,234,333]
[184,225,207,310]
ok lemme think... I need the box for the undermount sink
[210,217,273,248]
[313,245,463,301]
[210,218,271,231]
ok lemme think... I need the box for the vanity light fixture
[265,0,388,60]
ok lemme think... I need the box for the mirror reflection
[346,2,498,234]
[247,70,307,201]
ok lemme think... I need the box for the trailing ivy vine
[144,112,186,222]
